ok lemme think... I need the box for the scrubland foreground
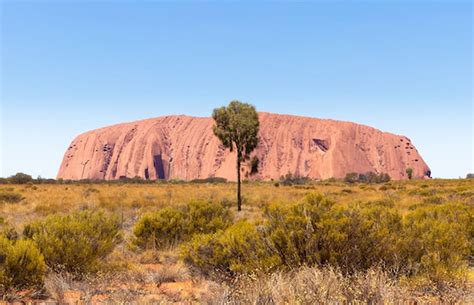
[0,179,472,304]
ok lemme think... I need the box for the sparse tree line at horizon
[0,170,421,187]
[2,170,474,186]
[4,170,474,186]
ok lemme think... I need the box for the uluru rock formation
[57,113,430,181]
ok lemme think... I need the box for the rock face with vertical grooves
[57,113,431,181]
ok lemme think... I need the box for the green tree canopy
[212,101,259,211]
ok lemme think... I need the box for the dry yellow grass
[0,178,472,303]
[1,178,472,228]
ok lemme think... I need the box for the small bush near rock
[134,200,232,249]
[23,210,121,275]
[344,172,391,184]
[6,173,33,184]
[262,193,401,272]
[181,193,472,291]
[0,236,45,292]
[279,173,310,186]
[400,202,472,283]
[180,221,278,278]
[0,191,24,204]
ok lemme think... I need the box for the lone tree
[212,101,259,211]
[406,167,413,180]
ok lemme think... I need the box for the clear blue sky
[1,0,472,179]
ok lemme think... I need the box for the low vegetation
[344,171,391,184]
[0,178,471,303]
[23,210,121,275]
[181,194,472,289]
[133,200,232,249]
[279,172,311,186]
[181,220,278,278]
[0,191,24,204]
[0,236,45,293]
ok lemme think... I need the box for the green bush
[344,172,391,184]
[179,193,472,288]
[279,173,310,186]
[134,200,232,249]
[0,224,18,241]
[263,193,401,272]
[0,191,24,204]
[186,200,232,234]
[181,221,278,278]
[318,203,401,272]
[134,207,187,249]
[422,195,444,205]
[7,172,33,184]
[400,203,473,282]
[0,236,45,292]
[344,172,359,184]
[190,177,227,183]
[182,194,404,276]
[24,210,121,275]
[262,193,334,267]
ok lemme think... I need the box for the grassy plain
[0,178,472,303]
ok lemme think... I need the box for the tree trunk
[237,153,242,211]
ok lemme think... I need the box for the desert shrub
[262,193,334,267]
[184,194,472,293]
[134,207,188,249]
[344,173,359,184]
[0,191,24,204]
[366,199,395,208]
[262,193,401,272]
[345,172,391,184]
[83,187,99,198]
[134,200,232,249]
[0,236,45,292]
[422,195,444,205]
[181,221,278,278]
[410,188,437,197]
[321,203,401,272]
[150,262,189,286]
[279,173,310,186]
[0,218,18,241]
[23,210,121,275]
[190,177,227,183]
[186,200,232,233]
[183,194,404,276]
[0,225,18,241]
[7,172,33,184]
[358,172,390,183]
[400,203,473,282]
[458,190,474,199]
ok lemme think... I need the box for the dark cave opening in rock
[153,154,166,179]
[312,139,329,152]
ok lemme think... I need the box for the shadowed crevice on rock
[154,154,165,179]
[312,139,329,152]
